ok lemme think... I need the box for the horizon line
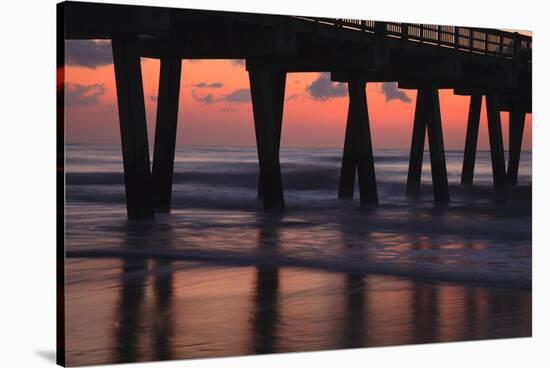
[65,142,533,153]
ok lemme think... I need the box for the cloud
[193,82,224,88]
[285,93,302,101]
[149,89,158,101]
[191,88,251,105]
[65,40,112,69]
[223,88,251,103]
[306,73,347,100]
[379,82,412,103]
[65,83,106,106]
[191,90,215,104]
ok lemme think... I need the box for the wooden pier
[61,1,532,218]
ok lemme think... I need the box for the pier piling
[248,61,286,211]
[406,88,427,196]
[486,94,508,188]
[112,38,154,220]
[338,78,378,206]
[461,94,482,185]
[406,86,449,201]
[507,105,526,186]
[424,85,449,202]
[350,80,378,206]
[152,58,182,213]
[338,99,357,199]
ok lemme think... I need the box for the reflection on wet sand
[411,237,440,343]
[65,215,531,367]
[113,258,146,363]
[343,272,367,348]
[251,216,281,354]
[339,225,368,348]
[413,281,439,343]
[152,258,175,361]
[113,224,176,364]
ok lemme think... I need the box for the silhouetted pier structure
[60,1,532,219]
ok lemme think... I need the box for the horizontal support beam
[453,90,531,114]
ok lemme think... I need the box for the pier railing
[296,17,532,63]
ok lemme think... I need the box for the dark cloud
[306,73,347,100]
[191,88,251,105]
[65,40,112,69]
[149,89,158,101]
[66,83,106,106]
[191,90,215,104]
[223,88,251,103]
[379,82,412,103]
[193,82,224,88]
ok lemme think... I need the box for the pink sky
[64,46,532,151]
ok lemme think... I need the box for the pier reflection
[251,214,282,354]
[152,258,175,361]
[112,222,176,363]
[338,225,369,348]
[114,257,147,364]
[343,272,367,348]
[82,219,532,366]
[412,281,439,343]
[411,238,440,343]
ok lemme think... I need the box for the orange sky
[65,49,532,151]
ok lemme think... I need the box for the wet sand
[65,258,531,366]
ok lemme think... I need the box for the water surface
[64,145,532,366]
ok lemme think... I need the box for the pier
[61,1,532,219]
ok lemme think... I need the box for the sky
[64,40,532,151]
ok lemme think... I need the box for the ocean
[64,144,532,366]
